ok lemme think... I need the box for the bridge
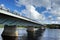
[0,6,43,40]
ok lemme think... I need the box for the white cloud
[48,15,54,21]
[50,8,60,17]
[41,0,60,23]
[15,0,51,9]
[15,0,46,23]
[21,9,31,18]
[40,0,60,17]
[27,5,45,20]
[48,0,60,17]
[52,0,60,5]
[0,4,5,7]
[51,21,59,24]
[56,17,60,21]
[21,5,45,21]
[0,4,6,9]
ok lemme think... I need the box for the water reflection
[17,28,27,40]
[35,28,45,40]
[39,28,60,40]
[2,36,18,40]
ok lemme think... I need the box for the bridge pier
[1,25,18,40]
[27,26,35,40]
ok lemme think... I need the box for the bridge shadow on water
[1,34,27,40]
[26,28,45,40]
[35,28,45,40]
[1,36,18,40]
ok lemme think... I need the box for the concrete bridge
[0,7,43,40]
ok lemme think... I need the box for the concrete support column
[27,26,35,40]
[1,25,18,40]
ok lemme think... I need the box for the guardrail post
[1,25,18,40]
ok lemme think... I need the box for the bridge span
[0,9,41,26]
[0,8,43,40]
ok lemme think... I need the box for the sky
[0,0,60,24]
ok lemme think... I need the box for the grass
[17,26,26,28]
[0,24,4,28]
[17,27,25,28]
[0,24,26,28]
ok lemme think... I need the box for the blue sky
[0,0,60,24]
[0,0,25,12]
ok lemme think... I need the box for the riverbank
[0,25,26,28]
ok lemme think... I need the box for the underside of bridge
[0,12,41,26]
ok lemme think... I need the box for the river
[0,28,60,40]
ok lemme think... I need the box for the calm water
[39,28,60,40]
[0,28,60,40]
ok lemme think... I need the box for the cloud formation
[49,0,60,17]
[15,0,51,9]
[15,0,60,24]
